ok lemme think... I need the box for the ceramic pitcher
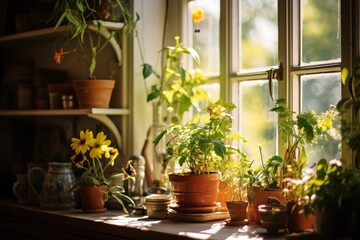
[12,173,28,204]
[28,162,75,209]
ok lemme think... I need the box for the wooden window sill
[0,200,303,239]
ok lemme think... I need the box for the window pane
[301,0,341,64]
[188,0,220,76]
[239,0,278,72]
[300,73,341,166]
[238,80,278,165]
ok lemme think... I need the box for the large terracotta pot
[287,201,314,233]
[72,80,115,108]
[80,185,108,213]
[248,188,284,224]
[169,172,220,208]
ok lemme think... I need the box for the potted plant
[290,158,360,238]
[70,129,136,213]
[245,147,284,224]
[337,64,360,168]
[221,156,251,224]
[50,0,138,108]
[142,36,209,124]
[153,100,241,212]
[271,98,337,230]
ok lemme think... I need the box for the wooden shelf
[0,108,130,117]
[0,21,124,44]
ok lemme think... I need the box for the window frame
[180,0,359,164]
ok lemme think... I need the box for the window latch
[267,62,283,101]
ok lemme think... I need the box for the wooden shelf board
[0,108,130,116]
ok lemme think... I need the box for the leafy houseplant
[221,156,251,222]
[70,129,136,213]
[337,64,360,168]
[289,159,360,237]
[153,100,242,210]
[270,98,337,230]
[142,36,209,124]
[153,100,241,175]
[51,0,138,79]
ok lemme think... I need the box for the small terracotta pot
[226,200,248,221]
[72,79,115,108]
[287,201,314,233]
[80,185,108,213]
[169,172,220,207]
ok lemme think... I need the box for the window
[184,0,349,165]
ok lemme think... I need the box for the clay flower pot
[72,80,115,108]
[79,185,108,213]
[226,200,248,221]
[169,172,220,213]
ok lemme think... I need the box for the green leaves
[141,36,208,123]
[142,63,153,79]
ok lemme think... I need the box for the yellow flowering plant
[153,100,243,175]
[70,129,135,212]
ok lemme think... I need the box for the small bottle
[127,155,145,206]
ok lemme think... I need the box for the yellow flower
[205,103,225,119]
[105,147,119,166]
[122,160,136,180]
[90,131,111,159]
[70,129,95,154]
[192,9,205,23]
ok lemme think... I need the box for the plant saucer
[225,218,249,226]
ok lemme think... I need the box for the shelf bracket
[87,114,122,149]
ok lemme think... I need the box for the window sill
[0,200,305,239]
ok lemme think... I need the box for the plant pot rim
[226,200,248,204]
[169,171,220,176]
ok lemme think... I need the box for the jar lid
[145,194,171,202]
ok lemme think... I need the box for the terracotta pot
[80,185,108,213]
[169,172,220,207]
[248,188,284,224]
[72,80,115,108]
[287,201,314,233]
[226,200,248,221]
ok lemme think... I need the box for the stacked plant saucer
[168,202,230,222]
[145,194,171,219]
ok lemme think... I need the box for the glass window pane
[300,73,342,166]
[239,0,278,72]
[188,0,220,76]
[238,80,278,166]
[301,0,341,65]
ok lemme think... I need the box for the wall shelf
[0,108,130,116]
